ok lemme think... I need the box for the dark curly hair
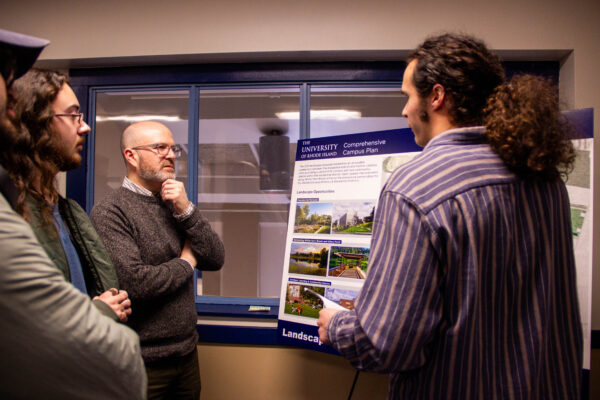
[408,33,505,127]
[484,74,576,180]
[6,69,69,221]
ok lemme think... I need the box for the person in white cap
[0,28,147,399]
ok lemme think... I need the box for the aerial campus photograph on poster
[328,246,370,279]
[331,201,376,235]
[288,242,329,276]
[293,202,333,234]
[284,283,360,319]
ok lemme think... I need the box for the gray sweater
[91,187,224,362]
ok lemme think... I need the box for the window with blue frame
[196,87,301,299]
[88,82,408,306]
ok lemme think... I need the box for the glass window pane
[94,90,190,203]
[309,87,408,138]
[198,88,300,298]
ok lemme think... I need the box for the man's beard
[138,158,175,183]
[418,97,430,122]
[53,151,81,172]
[47,135,82,172]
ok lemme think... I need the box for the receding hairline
[120,120,172,151]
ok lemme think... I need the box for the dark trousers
[145,347,201,400]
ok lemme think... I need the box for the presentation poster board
[276,128,420,353]
[564,108,594,370]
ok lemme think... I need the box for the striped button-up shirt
[327,127,582,399]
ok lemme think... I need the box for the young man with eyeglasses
[91,120,225,400]
[0,29,146,399]
[8,68,133,323]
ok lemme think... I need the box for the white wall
[3,0,599,396]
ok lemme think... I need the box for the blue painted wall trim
[197,325,278,346]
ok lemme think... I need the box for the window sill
[196,298,280,345]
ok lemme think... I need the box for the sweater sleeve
[177,206,225,271]
[91,199,194,301]
[327,191,443,373]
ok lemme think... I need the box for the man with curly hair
[318,33,582,399]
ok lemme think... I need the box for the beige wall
[3,0,599,396]
[197,344,389,399]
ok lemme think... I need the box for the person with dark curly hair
[485,74,576,180]
[318,33,582,399]
[8,68,133,323]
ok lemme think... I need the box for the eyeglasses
[131,143,182,158]
[54,112,84,125]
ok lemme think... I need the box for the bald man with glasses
[91,121,225,400]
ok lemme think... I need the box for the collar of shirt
[424,126,486,151]
[122,177,154,196]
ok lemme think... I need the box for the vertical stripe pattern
[327,127,582,399]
